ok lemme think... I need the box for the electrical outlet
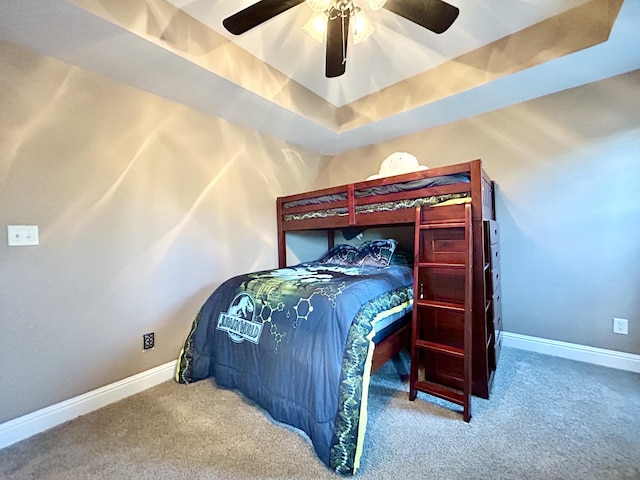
[613,318,628,335]
[143,332,155,351]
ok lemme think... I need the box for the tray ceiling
[0,0,638,154]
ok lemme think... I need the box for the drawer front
[492,284,502,330]
[490,262,501,292]
[490,242,500,269]
[487,219,499,245]
[493,298,503,334]
[494,330,503,358]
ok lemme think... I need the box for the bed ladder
[410,203,473,422]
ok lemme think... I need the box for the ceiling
[1,0,639,155]
[167,0,591,107]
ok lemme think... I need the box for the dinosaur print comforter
[176,262,413,475]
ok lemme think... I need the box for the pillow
[319,244,358,266]
[390,248,414,266]
[353,239,398,267]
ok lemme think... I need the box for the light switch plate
[7,225,39,246]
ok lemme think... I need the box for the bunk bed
[277,159,499,398]
[177,159,499,476]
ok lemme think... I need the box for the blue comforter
[176,262,413,475]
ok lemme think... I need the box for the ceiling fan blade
[383,0,459,34]
[325,11,350,78]
[223,0,305,35]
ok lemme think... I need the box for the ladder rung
[415,299,465,312]
[414,380,465,407]
[420,222,465,229]
[415,340,464,357]
[418,262,465,269]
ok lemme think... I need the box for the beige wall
[2,36,638,427]
[325,70,640,356]
[0,41,328,424]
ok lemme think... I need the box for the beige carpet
[1,347,639,479]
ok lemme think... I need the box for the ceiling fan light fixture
[222,0,461,78]
[303,12,328,43]
[306,0,331,13]
[367,0,387,11]
[333,0,355,15]
[353,7,374,44]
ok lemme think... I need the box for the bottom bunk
[176,240,413,475]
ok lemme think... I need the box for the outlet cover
[613,318,628,335]
[143,332,155,351]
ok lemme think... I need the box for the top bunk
[276,159,495,234]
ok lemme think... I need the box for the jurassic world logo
[216,292,263,344]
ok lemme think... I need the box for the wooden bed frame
[276,159,498,398]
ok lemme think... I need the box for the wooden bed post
[327,230,334,251]
[347,184,355,226]
[469,159,491,399]
[276,197,286,268]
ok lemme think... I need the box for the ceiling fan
[223,0,459,78]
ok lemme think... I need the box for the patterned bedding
[176,261,413,475]
[282,173,470,209]
[283,192,470,222]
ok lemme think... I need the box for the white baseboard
[2,337,638,451]
[502,332,640,373]
[0,360,177,451]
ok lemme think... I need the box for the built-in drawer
[494,330,503,358]
[493,301,503,334]
[490,242,500,269]
[486,219,499,245]
[490,262,500,292]
[492,284,502,329]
